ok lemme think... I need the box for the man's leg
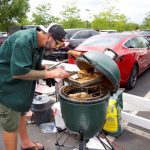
[0,103,20,150]
[3,130,18,150]
[19,115,44,149]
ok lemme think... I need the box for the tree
[0,0,30,31]
[31,2,60,25]
[143,11,150,28]
[91,0,129,31]
[60,2,86,28]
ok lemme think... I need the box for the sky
[28,0,150,24]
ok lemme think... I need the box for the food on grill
[65,69,104,87]
[69,92,92,100]
[65,85,107,101]
[77,69,89,75]
[70,69,103,83]
[77,76,92,82]
[76,74,99,82]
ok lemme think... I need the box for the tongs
[48,59,68,70]
[66,71,78,76]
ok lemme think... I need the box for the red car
[68,33,150,90]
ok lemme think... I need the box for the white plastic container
[51,102,66,129]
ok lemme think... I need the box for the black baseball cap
[39,23,66,42]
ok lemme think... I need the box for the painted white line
[124,125,150,140]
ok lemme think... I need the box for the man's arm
[13,68,69,80]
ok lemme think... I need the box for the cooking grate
[61,84,108,101]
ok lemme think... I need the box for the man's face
[45,35,63,50]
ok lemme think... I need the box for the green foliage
[142,11,150,28]
[31,2,60,25]
[91,0,138,32]
[61,18,86,28]
[91,18,108,30]
[0,0,149,32]
[0,0,30,31]
[124,22,139,31]
[91,14,127,31]
[61,2,80,20]
[60,2,86,28]
[18,18,32,26]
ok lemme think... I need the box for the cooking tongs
[48,59,68,70]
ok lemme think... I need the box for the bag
[103,89,124,137]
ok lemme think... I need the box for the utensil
[48,59,68,70]
[66,71,77,76]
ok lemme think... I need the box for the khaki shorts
[0,103,21,132]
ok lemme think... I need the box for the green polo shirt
[0,28,44,112]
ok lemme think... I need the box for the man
[0,23,69,150]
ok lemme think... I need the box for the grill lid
[75,51,120,93]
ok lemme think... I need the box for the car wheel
[125,65,138,90]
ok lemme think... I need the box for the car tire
[125,65,138,90]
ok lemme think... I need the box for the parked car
[139,29,150,42]
[68,33,150,90]
[44,28,99,61]
[0,33,8,46]
[44,48,68,61]
[99,30,117,34]
[8,25,39,35]
[65,28,99,49]
[0,32,8,37]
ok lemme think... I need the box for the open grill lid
[75,51,120,93]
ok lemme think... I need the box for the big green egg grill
[58,51,120,149]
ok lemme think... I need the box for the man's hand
[68,50,82,57]
[46,68,70,79]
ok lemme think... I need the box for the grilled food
[70,69,103,83]
[69,92,92,100]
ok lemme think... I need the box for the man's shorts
[0,103,21,132]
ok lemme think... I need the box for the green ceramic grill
[58,51,120,140]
